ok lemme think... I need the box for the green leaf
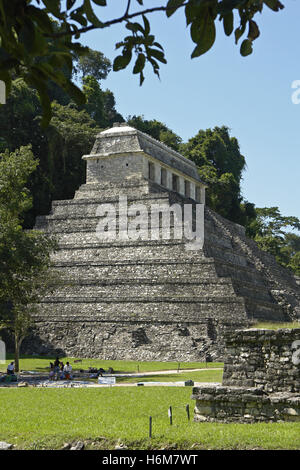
[20,18,36,54]
[83,0,104,27]
[263,0,284,11]
[153,42,164,51]
[91,0,107,5]
[166,0,186,18]
[139,70,145,86]
[190,9,216,58]
[115,41,125,50]
[125,22,144,34]
[148,56,159,75]
[248,20,260,41]
[42,0,65,20]
[234,24,246,44]
[143,15,150,36]
[147,48,167,64]
[113,52,132,71]
[67,0,77,9]
[133,53,146,74]
[70,10,88,26]
[223,12,234,36]
[26,6,53,35]
[185,3,198,26]
[240,38,253,56]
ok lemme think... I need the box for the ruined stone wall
[193,328,300,423]
[193,384,300,423]
[222,329,300,392]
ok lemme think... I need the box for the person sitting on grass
[7,362,15,375]
[63,362,72,380]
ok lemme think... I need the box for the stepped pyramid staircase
[24,125,300,361]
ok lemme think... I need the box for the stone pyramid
[25,123,300,361]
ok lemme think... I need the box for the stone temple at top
[25,122,300,361]
[83,122,207,202]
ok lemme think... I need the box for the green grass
[0,356,298,450]
[117,369,223,384]
[250,321,300,330]
[0,354,222,374]
[0,387,299,450]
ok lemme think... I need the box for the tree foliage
[46,100,101,202]
[181,125,249,223]
[82,75,124,127]
[0,77,111,227]
[247,207,300,273]
[0,0,285,124]
[0,145,57,370]
[127,115,182,151]
[74,48,111,81]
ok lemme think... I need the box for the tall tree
[0,146,57,371]
[82,75,124,128]
[0,78,102,227]
[74,48,111,82]
[46,101,101,202]
[181,126,248,223]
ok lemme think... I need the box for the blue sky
[79,1,300,220]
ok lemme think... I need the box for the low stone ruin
[192,328,300,422]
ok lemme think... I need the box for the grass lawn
[0,356,299,450]
[0,355,222,374]
[117,369,223,384]
[0,387,299,450]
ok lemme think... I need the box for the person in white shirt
[63,362,72,380]
[7,362,15,375]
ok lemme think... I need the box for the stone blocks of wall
[22,320,218,362]
[192,328,300,423]
[192,384,300,423]
[222,328,300,392]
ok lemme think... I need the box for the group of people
[49,357,73,381]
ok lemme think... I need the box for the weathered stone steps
[48,278,236,298]
[244,298,286,321]
[50,242,206,263]
[35,295,248,322]
[51,259,220,281]
[49,276,274,304]
[49,240,249,268]
[231,279,275,304]
[50,256,273,290]
[38,293,284,322]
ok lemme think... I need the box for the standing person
[59,361,65,379]
[63,362,72,380]
[49,362,55,380]
[53,357,60,380]
[7,362,15,375]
